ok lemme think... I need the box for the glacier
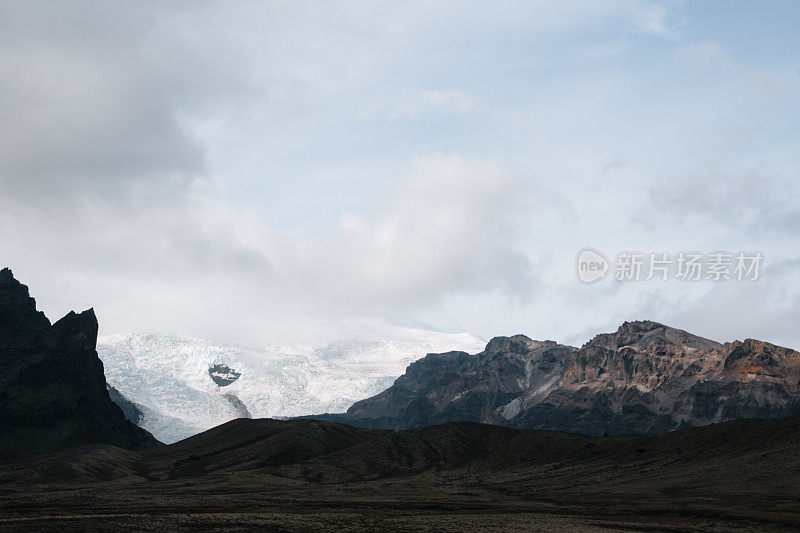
[98,328,485,444]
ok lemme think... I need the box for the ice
[99,328,485,443]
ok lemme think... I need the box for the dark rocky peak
[482,336,574,365]
[599,320,671,348]
[317,319,800,435]
[620,319,664,333]
[0,268,160,462]
[723,339,800,378]
[0,268,50,335]
[52,309,99,347]
[563,321,723,388]
[584,320,721,352]
[484,334,534,354]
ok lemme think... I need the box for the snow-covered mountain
[98,328,485,443]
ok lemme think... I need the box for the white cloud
[368,89,477,120]
[0,152,532,344]
[2,0,800,352]
[631,2,681,37]
[308,153,533,308]
[677,40,725,64]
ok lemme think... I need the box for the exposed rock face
[208,363,241,386]
[343,336,576,429]
[221,393,252,419]
[0,268,160,462]
[328,320,800,434]
[107,384,145,425]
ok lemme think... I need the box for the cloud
[646,169,800,237]
[631,3,680,37]
[0,3,203,201]
[678,40,725,63]
[0,150,533,343]
[0,1,373,203]
[305,154,533,310]
[626,269,800,351]
[367,90,477,120]
[1,0,799,352]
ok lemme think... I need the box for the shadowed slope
[1,415,799,530]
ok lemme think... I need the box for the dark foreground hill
[0,268,159,462]
[315,320,800,435]
[1,415,799,531]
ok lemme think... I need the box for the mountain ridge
[0,268,160,462]
[310,320,800,434]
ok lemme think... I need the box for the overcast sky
[1,1,799,349]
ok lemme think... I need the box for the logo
[575,249,762,283]
[577,248,609,283]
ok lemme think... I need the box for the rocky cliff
[327,320,800,434]
[0,268,160,462]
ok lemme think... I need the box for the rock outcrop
[208,363,241,386]
[320,320,800,434]
[106,383,145,425]
[0,268,160,462]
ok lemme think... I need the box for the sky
[1,1,799,349]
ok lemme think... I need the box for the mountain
[1,415,799,530]
[0,268,159,462]
[98,329,486,443]
[319,320,800,434]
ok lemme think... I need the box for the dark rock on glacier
[0,268,160,462]
[323,320,800,435]
[222,393,252,419]
[208,363,241,386]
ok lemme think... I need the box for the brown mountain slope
[321,320,800,435]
